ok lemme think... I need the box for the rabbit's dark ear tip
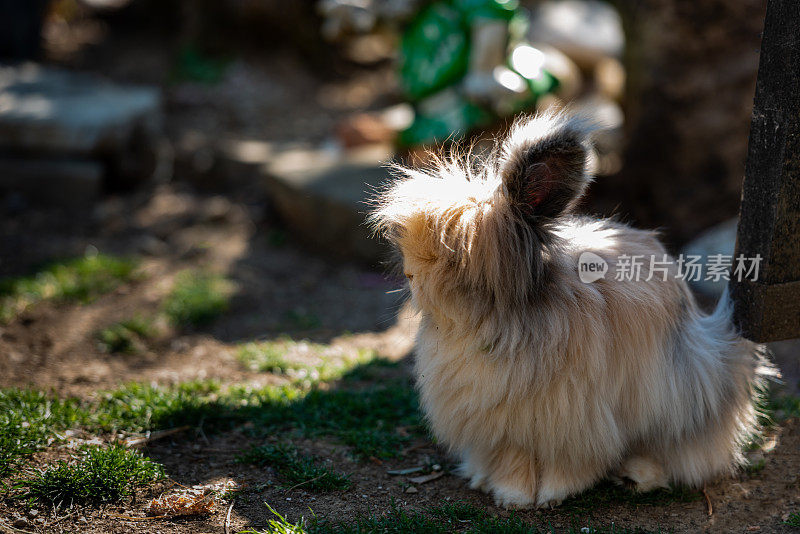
[500,113,593,220]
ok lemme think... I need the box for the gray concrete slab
[261,144,393,265]
[0,63,161,155]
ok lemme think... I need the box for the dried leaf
[144,493,215,517]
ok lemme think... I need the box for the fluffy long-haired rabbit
[369,112,772,509]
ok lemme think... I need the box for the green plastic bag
[399,2,470,101]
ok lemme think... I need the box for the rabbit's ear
[499,113,593,220]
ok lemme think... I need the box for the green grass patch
[237,338,381,382]
[786,511,800,529]
[0,381,223,478]
[89,380,228,433]
[250,377,422,459]
[237,443,350,492]
[1,358,422,475]
[240,503,308,534]
[0,254,138,322]
[19,444,163,508]
[238,339,311,375]
[0,389,87,478]
[96,315,157,354]
[162,270,233,327]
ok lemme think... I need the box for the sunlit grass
[0,254,138,322]
[239,503,308,534]
[0,389,84,478]
[96,315,157,354]
[236,338,380,382]
[162,270,234,327]
[19,444,164,508]
[0,357,421,480]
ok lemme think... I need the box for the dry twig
[224,502,234,534]
[124,426,191,448]
[285,474,327,492]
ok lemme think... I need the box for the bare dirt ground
[0,183,799,534]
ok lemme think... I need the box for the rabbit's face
[394,207,472,317]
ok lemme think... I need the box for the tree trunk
[590,0,767,249]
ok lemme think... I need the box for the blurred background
[3,0,794,385]
[0,0,767,257]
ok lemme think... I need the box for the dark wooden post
[731,0,800,342]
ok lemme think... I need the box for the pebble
[405,486,418,494]
[12,518,30,528]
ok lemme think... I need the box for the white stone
[0,63,160,154]
[527,0,624,68]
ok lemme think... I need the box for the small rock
[404,486,418,494]
[12,518,30,528]
[28,509,38,517]
[0,63,162,187]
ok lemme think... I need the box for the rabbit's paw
[535,481,571,509]
[492,486,536,510]
[615,456,668,492]
[469,473,489,492]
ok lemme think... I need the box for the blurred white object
[493,66,526,93]
[527,0,624,68]
[511,45,547,80]
[318,0,377,40]
[517,42,582,101]
[317,0,421,40]
[79,0,131,9]
[682,219,738,298]
[379,103,414,131]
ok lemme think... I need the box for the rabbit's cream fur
[370,113,772,509]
